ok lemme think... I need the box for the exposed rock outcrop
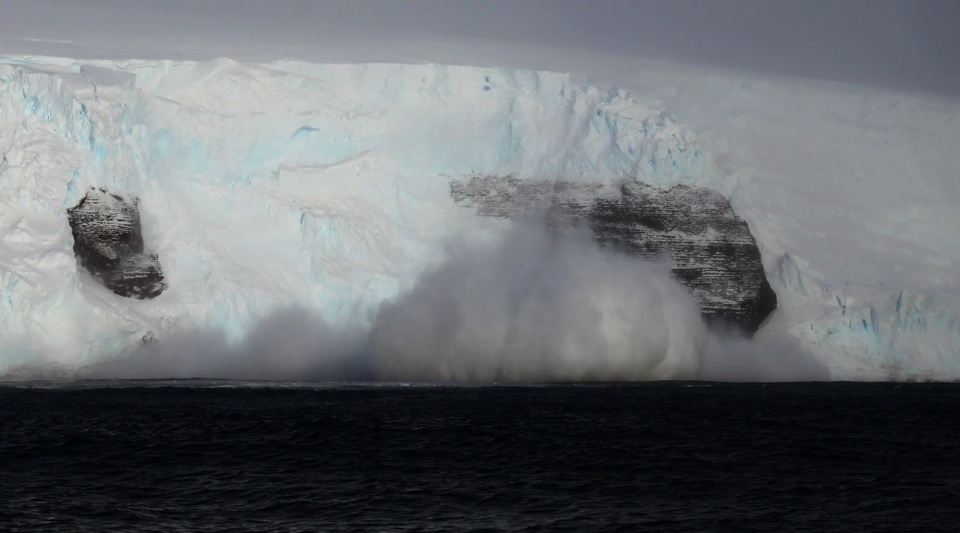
[450,175,776,333]
[67,188,166,299]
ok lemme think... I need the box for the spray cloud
[84,223,828,382]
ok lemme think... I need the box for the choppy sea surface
[1,381,958,531]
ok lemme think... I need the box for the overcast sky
[1,0,958,97]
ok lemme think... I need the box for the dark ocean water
[1,381,959,532]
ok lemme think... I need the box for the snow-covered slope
[1,55,958,380]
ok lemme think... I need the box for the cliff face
[451,176,776,333]
[66,189,166,299]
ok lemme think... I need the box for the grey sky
[1,0,958,97]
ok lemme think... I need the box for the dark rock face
[67,188,166,299]
[450,176,776,334]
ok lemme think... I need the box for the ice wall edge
[0,55,958,380]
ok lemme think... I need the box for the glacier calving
[1,56,958,380]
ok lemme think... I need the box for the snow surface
[1,55,958,380]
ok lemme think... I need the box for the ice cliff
[0,56,958,380]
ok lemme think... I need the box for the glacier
[1,55,959,381]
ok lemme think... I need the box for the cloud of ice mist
[368,225,707,382]
[81,224,829,383]
[369,224,830,383]
[698,327,830,382]
[83,308,369,381]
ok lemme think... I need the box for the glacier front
[1,56,958,381]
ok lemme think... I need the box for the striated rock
[587,182,777,332]
[450,175,776,333]
[67,188,166,299]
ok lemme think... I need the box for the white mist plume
[698,329,829,382]
[84,309,367,381]
[82,224,829,383]
[369,225,707,382]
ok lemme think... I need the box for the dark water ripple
[1,382,959,531]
